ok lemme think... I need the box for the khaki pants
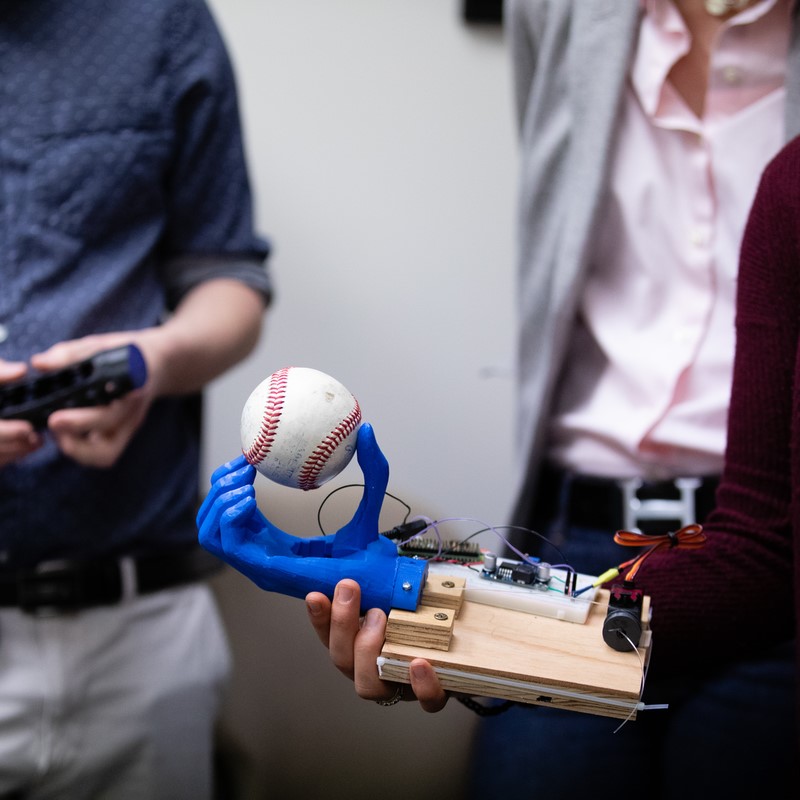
[0,584,231,800]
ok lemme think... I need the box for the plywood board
[378,588,651,720]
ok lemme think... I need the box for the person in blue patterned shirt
[0,1,271,797]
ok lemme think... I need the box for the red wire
[612,523,706,580]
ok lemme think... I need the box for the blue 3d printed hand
[197,423,428,613]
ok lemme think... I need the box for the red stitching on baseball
[243,366,291,466]
[297,400,362,490]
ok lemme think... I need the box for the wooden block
[378,589,651,720]
[641,594,651,630]
[385,605,456,651]
[419,574,465,616]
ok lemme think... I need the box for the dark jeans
[467,521,798,798]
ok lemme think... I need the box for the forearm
[140,278,266,397]
[11,279,264,469]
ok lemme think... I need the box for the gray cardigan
[506,0,800,524]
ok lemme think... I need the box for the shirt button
[722,66,741,85]
[0,323,8,344]
[689,228,708,246]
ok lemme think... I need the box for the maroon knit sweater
[635,135,800,696]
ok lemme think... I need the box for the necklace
[704,0,750,15]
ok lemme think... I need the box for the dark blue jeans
[466,523,797,798]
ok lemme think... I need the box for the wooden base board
[379,588,651,720]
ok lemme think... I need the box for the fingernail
[364,608,383,629]
[410,663,427,680]
[306,599,322,617]
[337,584,354,604]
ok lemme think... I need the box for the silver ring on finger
[375,683,404,707]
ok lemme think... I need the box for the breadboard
[379,588,651,719]
[425,561,597,623]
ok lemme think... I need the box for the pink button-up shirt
[550,0,791,479]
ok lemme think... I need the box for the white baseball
[240,366,362,490]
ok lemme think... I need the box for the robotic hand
[197,423,428,613]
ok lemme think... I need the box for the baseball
[240,366,362,490]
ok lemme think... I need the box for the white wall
[201,2,518,797]
[203,0,517,535]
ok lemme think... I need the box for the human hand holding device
[305,578,449,711]
[0,340,149,468]
[0,343,147,428]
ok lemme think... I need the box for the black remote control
[0,344,148,429]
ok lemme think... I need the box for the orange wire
[612,523,706,581]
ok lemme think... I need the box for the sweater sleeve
[633,135,800,671]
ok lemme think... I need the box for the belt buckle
[618,477,701,533]
[17,560,85,614]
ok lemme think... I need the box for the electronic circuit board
[426,559,597,623]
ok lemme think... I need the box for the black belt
[0,546,222,613]
[534,463,720,534]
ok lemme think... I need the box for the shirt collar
[641,0,782,18]
[634,0,788,119]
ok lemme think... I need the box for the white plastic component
[426,561,598,624]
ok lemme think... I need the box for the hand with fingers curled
[28,335,155,469]
[1,337,152,469]
[305,578,450,713]
[197,422,428,614]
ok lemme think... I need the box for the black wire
[316,483,412,535]
[441,523,570,567]
[456,696,517,716]
[315,488,570,570]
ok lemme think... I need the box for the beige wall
[201,2,517,797]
